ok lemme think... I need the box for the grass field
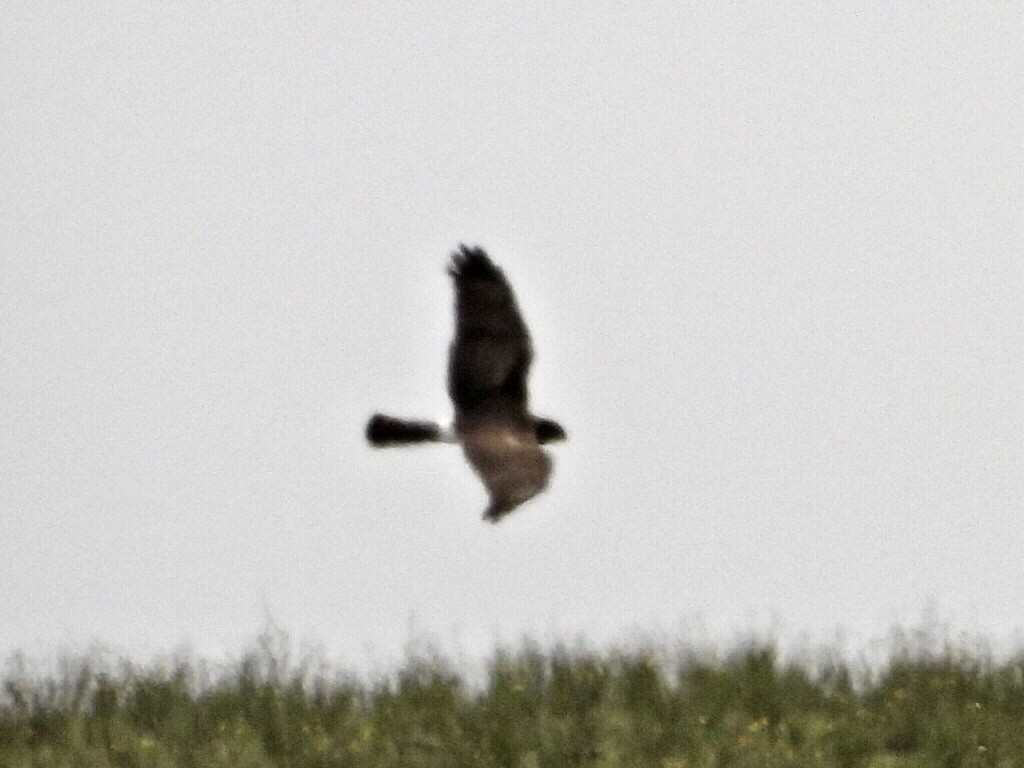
[3,631,1023,767]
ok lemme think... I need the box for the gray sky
[3,4,1022,669]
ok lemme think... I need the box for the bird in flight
[366,245,566,522]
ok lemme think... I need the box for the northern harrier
[366,245,566,522]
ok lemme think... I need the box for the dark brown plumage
[366,245,565,522]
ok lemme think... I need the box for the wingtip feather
[448,244,502,281]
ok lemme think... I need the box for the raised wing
[446,245,533,414]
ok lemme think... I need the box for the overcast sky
[2,4,1022,670]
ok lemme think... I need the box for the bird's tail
[365,414,451,446]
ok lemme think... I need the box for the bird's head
[533,417,567,444]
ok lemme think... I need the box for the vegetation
[3,631,1024,767]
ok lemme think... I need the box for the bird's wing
[446,245,533,413]
[460,424,552,522]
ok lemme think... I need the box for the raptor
[366,246,566,522]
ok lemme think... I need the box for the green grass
[3,632,1024,767]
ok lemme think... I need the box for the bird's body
[366,246,565,522]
